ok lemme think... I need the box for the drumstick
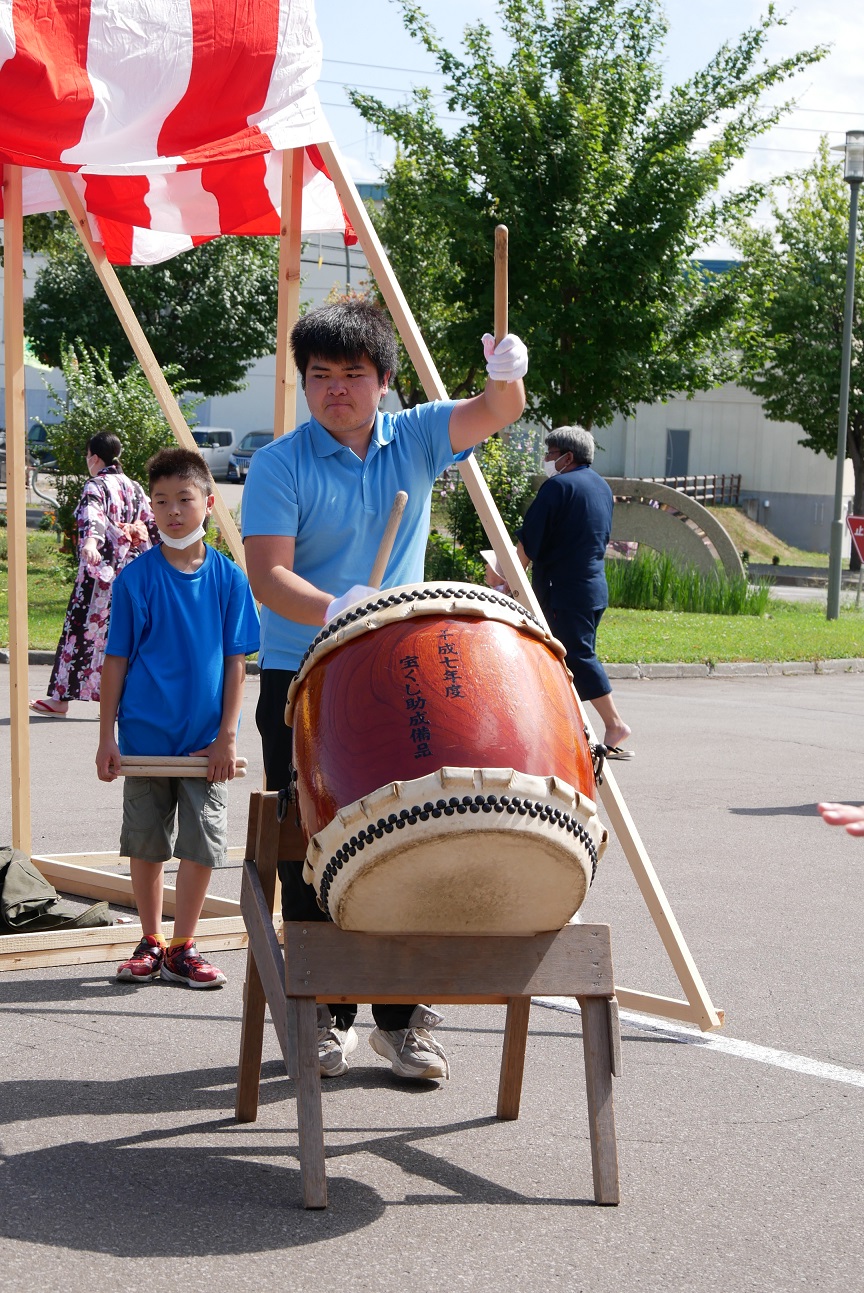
[368,490,408,589]
[119,755,247,778]
[494,223,508,390]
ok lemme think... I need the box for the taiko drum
[286,583,608,934]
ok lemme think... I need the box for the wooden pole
[3,164,32,853]
[49,171,245,568]
[315,140,722,1032]
[274,147,305,438]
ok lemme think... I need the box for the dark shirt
[517,465,613,613]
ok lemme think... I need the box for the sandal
[29,699,68,717]
[605,744,635,760]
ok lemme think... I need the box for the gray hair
[545,425,595,465]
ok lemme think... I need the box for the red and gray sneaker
[160,939,227,990]
[116,935,165,983]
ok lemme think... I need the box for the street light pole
[827,130,864,620]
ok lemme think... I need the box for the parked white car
[227,430,274,482]
[191,427,242,480]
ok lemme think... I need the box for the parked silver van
[191,427,241,480]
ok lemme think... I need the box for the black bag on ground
[0,846,113,932]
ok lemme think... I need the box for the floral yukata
[48,464,158,703]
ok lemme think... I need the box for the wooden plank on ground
[0,916,247,971]
[32,851,244,916]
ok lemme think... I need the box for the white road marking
[532,996,864,1089]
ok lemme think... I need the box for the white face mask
[158,524,206,550]
[543,454,565,478]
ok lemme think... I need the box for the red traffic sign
[847,515,864,563]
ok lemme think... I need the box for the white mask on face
[543,454,565,478]
[158,524,206,550]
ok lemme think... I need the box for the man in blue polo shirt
[242,298,527,1084]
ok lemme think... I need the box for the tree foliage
[24,227,279,397]
[350,0,824,427]
[43,344,187,556]
[732,139,864,532]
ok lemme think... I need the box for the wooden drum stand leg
[236,792,306,1122]
[579,996,621,1206]
[497,997,532,1120]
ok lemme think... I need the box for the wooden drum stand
[235,791,623,1209]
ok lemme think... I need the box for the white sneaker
[368,1005,450,1080]
[317,1006,358,1078]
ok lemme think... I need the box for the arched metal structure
[607,478,745,580]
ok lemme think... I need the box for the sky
[313,0,863,253]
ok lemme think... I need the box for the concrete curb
[2,650,861,678]
[606,658,864,679]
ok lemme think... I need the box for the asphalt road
[2,665,864,1291]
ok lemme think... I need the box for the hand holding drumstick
[324,491,409,622]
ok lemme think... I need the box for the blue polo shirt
[242,401,458,670]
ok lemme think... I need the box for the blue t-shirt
[517,466,614,613]
[106,545,260,756]
[242,402,458,670]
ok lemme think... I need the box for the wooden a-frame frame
[1,150,722,1031]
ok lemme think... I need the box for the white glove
[482,332,528,383]
[325,584,378,623]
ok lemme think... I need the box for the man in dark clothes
[515,425,633,759]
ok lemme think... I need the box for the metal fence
[642,474,741,505]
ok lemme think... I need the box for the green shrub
[424,530,484,584]
[42,343,196,561]
[445,427,541,563]
[605,548,772,615]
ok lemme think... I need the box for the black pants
[546,604,611,703]
[256,668,415,1031]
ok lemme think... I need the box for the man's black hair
[290,299,399,385]
[88,431,122,465]
[147,446,214,497]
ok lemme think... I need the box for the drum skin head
[325,830,588,935]
[304,767,608,936]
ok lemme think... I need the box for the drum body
[287,583,607,934]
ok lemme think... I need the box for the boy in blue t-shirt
[97,447,259,988]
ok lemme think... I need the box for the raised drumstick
[494,223,508,390]
[368,490,408,589]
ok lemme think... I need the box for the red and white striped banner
[0,1,355,263]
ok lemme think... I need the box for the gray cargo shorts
[120,776,228,868]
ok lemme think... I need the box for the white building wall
[597,383,853,552]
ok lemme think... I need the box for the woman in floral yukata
[30,432,158,716]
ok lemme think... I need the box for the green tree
[43,344,189,556]
[350,0,824,426]
[24,225,279,396]
[732,139,864,563]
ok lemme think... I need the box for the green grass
[0,530,75,650]
[600,600,864,664]
[3,529,864,664]
[606,548,772,615]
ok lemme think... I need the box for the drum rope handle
[368,490,409,589]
